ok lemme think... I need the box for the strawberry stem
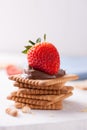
[44,34,46,41]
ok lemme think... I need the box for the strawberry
[6,65,23,75]
[22,34,60,75]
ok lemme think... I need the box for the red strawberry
[6,65,23,75]
[27,42,60,75]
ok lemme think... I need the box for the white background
[0,0,87,56]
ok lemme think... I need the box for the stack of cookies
[7,74,78,110]
[6,37,78,111]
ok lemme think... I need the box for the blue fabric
[61,56,87,80]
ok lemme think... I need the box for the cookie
[7,96,50,106]
[5,107,18,117]
[7,92,72,106]
[9,74,78,86]
[14,86,73,95]
[46,92,73,106]
[14,102,62,110]
[74,80,87,90]
[13,81,65,90]
[8,90,72,101]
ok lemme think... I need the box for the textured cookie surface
[7,92,72,106]
[7,73,76,110]
[8,91,73,101]
[14,102,63,110]
[13,86,73,95]
[9,74,78,86]
[14,81,65,90]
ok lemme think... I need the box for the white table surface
[0,54,87,130]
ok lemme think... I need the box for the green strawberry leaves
[22,34,46,54]
[36,38,41,43]
[22,45,32,54]
[28,40,35,45]
[22,40,35,54]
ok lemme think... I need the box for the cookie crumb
[22,105,32,114]
[81,108,87,112]
[5,107,18,117]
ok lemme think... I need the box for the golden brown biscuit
[7,92,72,106]
[9,74,78,86]
[13,81,65,90]
[14,86,73,95]
[8,90,72,101]
[74,80,87,90]
[7,95,54,106]
[8,92,60,101]
[46,92,73,106]
[14,101,62,110]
